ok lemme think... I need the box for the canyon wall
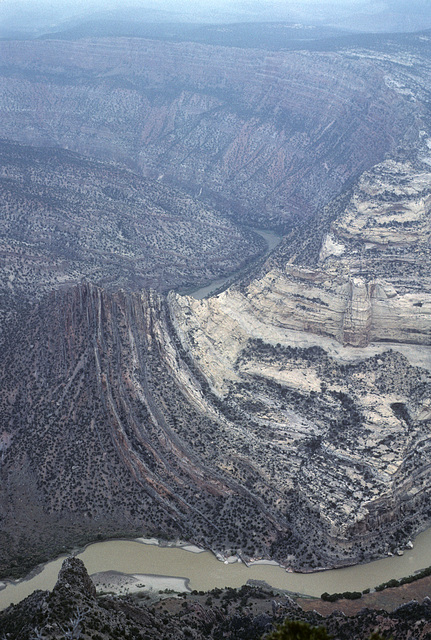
[0,281,430,576]
[0,38,419,227]
[0,35,430,578]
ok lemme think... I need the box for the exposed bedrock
[0,37,431,579]
[0,38,421,226]
[159,147,431,568]
[1,281,430,575]
[169,286,431,568]
[212,266,430,349]
[219,154,431,348]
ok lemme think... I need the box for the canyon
[0,139,263,296]
[2,556,431,640]
[0,36,420,228]
[0,27,430,585]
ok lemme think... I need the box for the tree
[264,620,390,640]
[265,620,331,640]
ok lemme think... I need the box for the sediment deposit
[0,33,430,578]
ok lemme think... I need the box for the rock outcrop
[159,110,431,567]
[2,557,431,639]
[0,31,431,582]
[0,37,419,227]
[190,153,431,350]
[0,280,430,576]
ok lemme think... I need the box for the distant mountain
[40,20,352,49]
[2,0,431,39]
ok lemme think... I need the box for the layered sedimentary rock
[0,34,431,581]
[0,285,286,576]
[0,37,420,227]
[203,152,430,349]
[1,277,430,576]
[160,127,431,569]
[169,286,431,561]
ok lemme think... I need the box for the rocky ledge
[164,140,431,568]
[2,557,431,639]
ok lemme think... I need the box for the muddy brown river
[187,228,282,299]
[1,529,431,610]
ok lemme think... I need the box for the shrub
[265,619,331,639]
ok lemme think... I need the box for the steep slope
[209,154,431,350]
[2,557,431,639]
[164,130,431,568]
[0,139,263,297]
[0,33,431,582]
[1,276,430,577]
[0,285,289,576]
[0,37,420,227]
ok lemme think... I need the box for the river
[2,528,431,610]
[1,224,428,610]
[186,228,282,300]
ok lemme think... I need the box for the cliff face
[224,155,431,349]
[161,85,431,566]
[0,38,419,227]
[1,280,430,575]
[0,34,431,580]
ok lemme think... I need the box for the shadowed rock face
[0,38,419,227]
[0,34,431,580]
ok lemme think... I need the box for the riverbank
[92,570,190,597]
[299,574,431,615]
[180,227,283,299]
[3,555,431,640]
[2,527,431,611]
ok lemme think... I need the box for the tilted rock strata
[0,35,431,579]
[169,289,431,559]
[0,285,287,576]
[1,283,430,575]
[161,144,431,566]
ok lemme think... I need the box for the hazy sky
[0,0,429,34]
[0,0,404,16]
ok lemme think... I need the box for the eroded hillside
[0,140,263,296]
[0,37,421,227]
[1,270,430,575]
[165,124,431,569]
[0,285,288,576]
[0,33,431,580]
